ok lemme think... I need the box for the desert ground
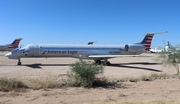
[0,52,180,104]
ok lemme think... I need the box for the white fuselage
[6,44,146,60]
[0,44,15,51]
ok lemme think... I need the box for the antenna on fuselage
[88,41,97,45]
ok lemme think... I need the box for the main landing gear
[95,59,111,66]
[17,58,21,65]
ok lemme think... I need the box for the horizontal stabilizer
[141,31,168,51]
[145,31,168,35]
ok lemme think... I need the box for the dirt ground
[0,53,180,104]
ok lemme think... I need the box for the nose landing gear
[17,58,21,65]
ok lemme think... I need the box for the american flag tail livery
[140,31,168,51]
[8,38,22,48]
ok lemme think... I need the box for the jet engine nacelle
[125,44,129,51]
[125,44,141,52]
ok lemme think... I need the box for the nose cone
[5,52,12,57]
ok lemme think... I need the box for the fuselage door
[34,45,40,57]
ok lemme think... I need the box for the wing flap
[88,55,139,59]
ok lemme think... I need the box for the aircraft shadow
[109,62,162,72]
[24,63,69,69]
[0,61,162,72]
[23,62,162,72]
[116,62,161,65]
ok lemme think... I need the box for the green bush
[0,78,27,92]
[67,59,104,87]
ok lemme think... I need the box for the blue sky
[0,0,179,48]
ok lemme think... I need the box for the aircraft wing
[88,55,139,59]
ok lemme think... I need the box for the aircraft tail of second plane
[8,38,22,48]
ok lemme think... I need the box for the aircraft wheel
[95,60,101,65]
[106,61,111,66]
[17,62,21,65]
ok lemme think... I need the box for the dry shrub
[0,78,27,92]
[27,79,64,90]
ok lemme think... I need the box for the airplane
[149,47,163,53]
[149,41,169,53]
[167,41,177,52]
[0,38,22,51]
[167,41,180,59]
[5,31,167,65]
[149,41,173,53]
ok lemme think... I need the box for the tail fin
[8,38,22,48]
[167,41,176,51]
[167,41,173,49]
[140,31,168,51]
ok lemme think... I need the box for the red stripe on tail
[141,34,154,51]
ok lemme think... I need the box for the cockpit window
[19,48,25,51]
[24,45,31,52]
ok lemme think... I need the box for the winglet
[141,31,168,51]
